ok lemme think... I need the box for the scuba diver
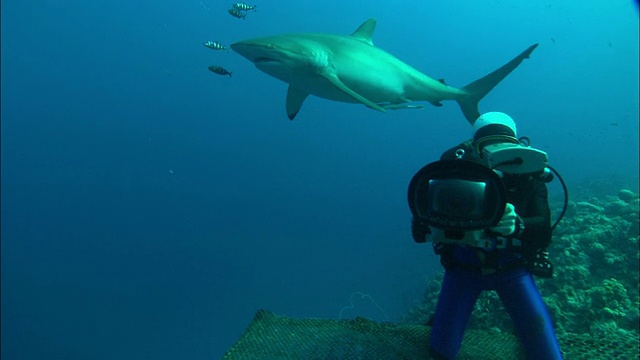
[407,112,565,359]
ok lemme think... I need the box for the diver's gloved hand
[411,217,430,243]
[490,203,518,236]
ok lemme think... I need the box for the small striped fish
[233,2,257,11]
[208,65,232,77]
[227,8,246,19]
[203,40,229,51]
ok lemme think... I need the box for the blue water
[2,1,638,359]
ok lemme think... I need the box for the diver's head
[472,112,519,154]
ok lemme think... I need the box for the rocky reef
[402,183,639,351]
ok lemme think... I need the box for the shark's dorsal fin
[350,19,376,46]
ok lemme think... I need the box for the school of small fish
[205,2,257,77]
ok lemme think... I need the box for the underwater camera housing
[407,160,507,244]
[482,141,549,174]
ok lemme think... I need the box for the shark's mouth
[254,57,279,64]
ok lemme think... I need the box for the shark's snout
[231,41,285,67]
[231,41,270,62]
[230,42,250,57]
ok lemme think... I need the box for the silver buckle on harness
[479,236,502,251]
[479,237,522,251]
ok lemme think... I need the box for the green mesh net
[223,310,639,359]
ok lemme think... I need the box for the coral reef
[402,184,639,348]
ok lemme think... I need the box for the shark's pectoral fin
[286,86,309,120]
[320,69,386,113]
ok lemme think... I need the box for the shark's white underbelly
[299,74,402,103]
[301,46,458,104]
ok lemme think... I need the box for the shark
[231,19,538,123]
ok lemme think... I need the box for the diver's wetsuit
[427,140,562,360]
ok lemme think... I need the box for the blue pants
[429,267,562,359]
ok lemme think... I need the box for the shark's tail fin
[456,43,539,124]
